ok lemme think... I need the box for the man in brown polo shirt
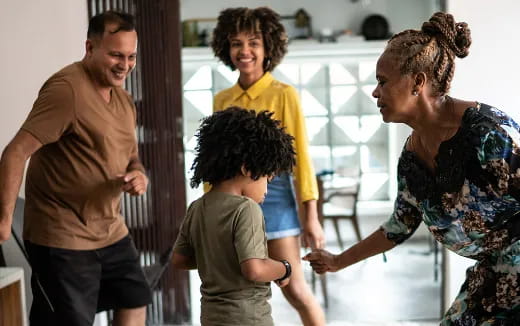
[0,11,151,326]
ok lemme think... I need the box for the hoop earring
[265,58,271,70]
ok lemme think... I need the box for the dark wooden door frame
[87,1,189,324]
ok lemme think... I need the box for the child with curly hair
[211,8,325,325]
[172,107,296,326]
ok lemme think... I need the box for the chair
[11,198,27,261]
[309,170,361,308]
[0,198,26,266]
[0,244,5,267]
[317,170,362,250]
[9,198,56,312]
[9,197,171,311]
[310,264,328,308]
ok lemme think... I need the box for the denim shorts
[260,173,301,240]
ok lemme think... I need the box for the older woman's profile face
[372,53,416,123]
[228,32,266,76]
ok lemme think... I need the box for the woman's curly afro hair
[211,7,288,72]
[190,107,296,188]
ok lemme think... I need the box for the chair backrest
[11,197,29,261]
[330,176,360,218]
[316,170,361,218]
[316,175,326,224]
[8,196,169,290]
[0,197,25,266]
[316,170,363,245]
[0,243,5,266]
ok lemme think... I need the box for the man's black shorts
[25,235,152,326]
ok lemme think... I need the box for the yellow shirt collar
[229,72,274,101]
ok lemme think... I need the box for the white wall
[181,0,437,38]
[0,0,88,157]
[0,0,88,314]
[445,0,520,308]
[449,0,520,121]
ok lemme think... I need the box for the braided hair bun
[385,12,471,96]
[421,12,471,58]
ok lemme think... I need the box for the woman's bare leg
[268,236,326,326]
[113,306,146,326]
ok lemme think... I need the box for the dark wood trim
[87,1,189,323]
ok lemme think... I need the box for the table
[0,267,27,326]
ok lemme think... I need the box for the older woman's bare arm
[303,228,395,274]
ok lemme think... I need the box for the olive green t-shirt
[21,62,137,249]
[174,191,273,326]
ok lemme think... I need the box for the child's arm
[240,258,290,283]
[172,203,196,270]
[235,201,291,285]
[172,252,197,270]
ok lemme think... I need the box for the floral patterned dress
[381,103,520,325]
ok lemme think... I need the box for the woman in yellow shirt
[211,7,325,325]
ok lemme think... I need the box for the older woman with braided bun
[304,12,520,324]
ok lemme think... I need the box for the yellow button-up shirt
[213,72,318,202]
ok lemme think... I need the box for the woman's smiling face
[229,31,266,77]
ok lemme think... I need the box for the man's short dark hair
[190,107,296,188]
[87,10,135,39]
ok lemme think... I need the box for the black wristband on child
[276,259,291,282]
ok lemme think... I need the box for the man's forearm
[0,147,27,242]
[127,156,145,173]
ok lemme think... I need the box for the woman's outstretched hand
[302,249,340,274]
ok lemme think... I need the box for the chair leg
[320,274,328,309]
[350,215,362,242]
[311,269,316,292]
[332,218,344,250]
[0,244,6,267]
[433,238,439,282]
[311,270,328,308]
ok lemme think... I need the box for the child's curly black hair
[211,7,288,72]
[190,107,296,188]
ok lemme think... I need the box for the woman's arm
[303,169,421,273]
[283,87,318,203]
[283,87,324,248]
[300,199,325,249]
[303,228,395,273]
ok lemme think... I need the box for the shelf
[183,40,387,62]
